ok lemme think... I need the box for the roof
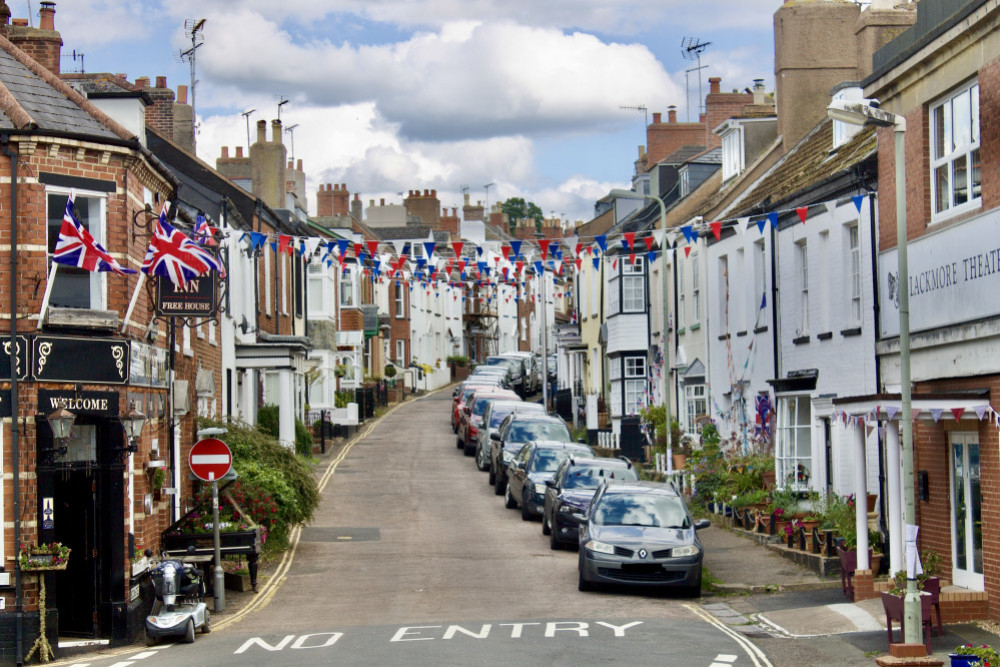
[687,147,722,165]
[658,145,707,166]
[377,225,431,240]
[0,36,132,141]
[724,118,876,217]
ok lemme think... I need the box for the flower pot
[867,493,878,513]
[672,453,687,470]
[762,470,776,490]
[949,654,983,667]
[224,571,253,592]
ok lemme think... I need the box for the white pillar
[854,419,870,569]
[278,369,295,449]
[886,422,903,577]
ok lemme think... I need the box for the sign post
[189,437,232,613]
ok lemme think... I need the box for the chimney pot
[668,107,677,123]
[699,113,706,123]
[136,76,150,89]
[287,159,293,169]
[652,112,661,124]
[236,146,243,157]
[370,199,375,207]
[156,76,167,89]
[709,76,721,94]
[431,189,436,197]
[39,1,54,31]
[330,183,336,191]
[354,193,359,200]
[176,84,188,104]
[380,198,385,206]
[341,183,346,190]
[221,146,229,158]
[256,119,266,144]
[271,119,282,142]
[424,189,429,196]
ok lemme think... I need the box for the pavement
[696,523,1000,665]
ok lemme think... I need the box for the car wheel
[184,618,196,644]
[504,483,517,509]
[145,631,157,647]
[550,526,561,550]
[578,569,593,592]
[488,465,496,485]
[476,449,488,471]
[541,513,551,535]
[464,440,475,456]
[521,498,533,521]
[456,435,464,449]
[201,608,211,633]
[494,472,505,496]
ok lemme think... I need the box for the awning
[336,331,364,348]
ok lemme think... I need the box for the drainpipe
[868,190,889,543]
[2,134,23,665]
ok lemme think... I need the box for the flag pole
[36,262,59,330]
[121,272,146,334]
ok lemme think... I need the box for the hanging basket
[19,545,71,571]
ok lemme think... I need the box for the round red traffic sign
[189,438,232,482]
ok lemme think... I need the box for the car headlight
[583,539,615,555]
[671,545,700,558]
[534,483,547,495]
[502,451,514,463]
[558,504,576,513]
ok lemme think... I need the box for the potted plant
[19,542,71,571]
[152,467,165,501]
[950,644,999,667]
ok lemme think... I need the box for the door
[950,432,984,590]
[54,464,98,636]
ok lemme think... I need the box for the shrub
[294,418,313,457]
[446,355,469,367]
[384,364,397,378]
[257,404,279,438]
[335,390,353,408]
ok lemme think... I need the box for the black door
[53,468,98,637]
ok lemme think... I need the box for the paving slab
[699,524,834,588]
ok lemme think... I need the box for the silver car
[475,400,545,471]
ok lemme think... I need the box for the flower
[952,643,999,665]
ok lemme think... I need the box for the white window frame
[777,395,812,491]
[684,384,707,434]
[395,283,406,318]
[340,265,357,308]
[930,79,981,221]
[608,269,620,315]
[46,187,108,310]
[718,255,729,331]
[280,254,289,315]
[798,240,809,334]
[395,339,405,364]
[264,248,272,314]
[847,224,862,327]
[721,125,744,180]
[692,254,700,321]
[678,263,686,330]
[754,240,766,314]
[622,259,644,313]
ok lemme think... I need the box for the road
[67,391,773,666]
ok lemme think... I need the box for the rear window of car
[507,420,571,443]
[592,494,690,529]
[563,465,638,489]
[473,396,500,415]
[530,448,590,473]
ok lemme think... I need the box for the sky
[47,0,779,226]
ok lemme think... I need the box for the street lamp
[119,401,147,456]
[609,188,672,469]
[44,406,76,463]
[827,98,920,647]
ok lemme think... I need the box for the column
[278,369,295,449]
[885,421,903,577]
[854,419,869,569]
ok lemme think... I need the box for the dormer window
[721,125,744,181]
[831,86,864,149]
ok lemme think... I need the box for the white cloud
[48,0,155,47]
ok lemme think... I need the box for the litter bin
[555,389,573,421]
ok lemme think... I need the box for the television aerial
[681,37,711,121]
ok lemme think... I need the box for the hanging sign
[155,273,219,317]
[32,336,129,385]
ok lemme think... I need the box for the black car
[484,355,526,397]
[489,414,572,495]
[578,481,709,596]
[543,457,638,550]
[504,441,595,521]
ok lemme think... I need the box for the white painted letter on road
[443,624,491,639]
[545,622,588,637]
[234,635,295,654]
[291,633,343,649]
[390,626,441,642]
[595,621,643,637]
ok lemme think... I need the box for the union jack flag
[52,192,136,275]
[193,214,217,246]
[141,203,223,288]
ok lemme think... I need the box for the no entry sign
[189,438,232,482]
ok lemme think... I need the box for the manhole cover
[300,527,380,542]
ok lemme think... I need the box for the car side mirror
[545,479,556,488]
[490,432,501,441]
[572,512,587,522]
[577,437,587,444]
[694,519,711,530]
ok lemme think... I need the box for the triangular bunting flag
[709,221,721,241]
[853,194,865,212]
[756,219,766,234]
[643,236,654,251]
[510,240,522,258]
[911,408,921,422]
[366,240,380,257]
[684,246,692,258]
[885,405,900,421]
[623,232,635,250]
[767,212,778,229]
[539,239,551,260]
[930,408,944,423]
[681,225,696,245]
[595,235,607,253]
[795,206,808,224]
[452,241,464,257]
[974,405,989,421]
[951,407,965,421]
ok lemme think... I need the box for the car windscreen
[563,466,639,490]
[472,396,502,416]
[592,494,690,529]
[461,388,478,403]
[530,449,573,473]
[506,421,571,443]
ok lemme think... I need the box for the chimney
[271,118,282,142]
[753,79,766,105]
[332,183,349,216]
[0,2,10,39]
[652,112,662,124]
[250,118,286,209]
[774,0,862,151]
[176,84,188,104]
[667,106,677,123]
[317,183,334,217]
[221,146,229,158]
[236,146,243,157]
[256,119,266,144]
[709,77,721,94]
[380,198,385,206]
[38,1,54,30]
[156,75,167,89]
[297,159,303,171]
[351,193,362,221]
[136,76,149,89]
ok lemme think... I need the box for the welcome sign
[879,208,1000,337]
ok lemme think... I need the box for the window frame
[684,383,707,434]
[776,395,813,491]
[339,264,357,308]
[692,253,700,321]
[45,187,109,310]
[797,240,809,334]
[847,223,862,327]
[930,79,981,221]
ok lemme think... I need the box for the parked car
[543,457,638,550]
[453,382,500,433]
[484,355,526,397]
[457,388,519,451]
[489,414,573,495]
[577,481,709,596]
[475,400,545,471]
[501,351,539,395]
[468,366,511,390]
[504,441,595,521]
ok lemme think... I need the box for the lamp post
[609,189,671,468]
[827,99,919,646]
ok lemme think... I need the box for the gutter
[2,132,23,666]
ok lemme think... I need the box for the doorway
[53,466,98,637]
[949,431,984,590]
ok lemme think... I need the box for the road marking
[711,654,739,665]
[107,662,136,667]
[683,603,773,667]
[129,651,158,660]
[336,536,352,540]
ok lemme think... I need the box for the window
[798,241,809,334]
[622,259,644,312]
[46,190,107,309]
[754,240,766,313]
[280,255,289,314]
[622,356,646,416]
[395,284,406,318]
[848,224,862,326]
[339,265,356,307]
[263,371,281,406]
[609,269,620,314]
[182,324,192,355]
[777,395,812,490]
[721,126,743,180]
[831,87,864,149]
[692,254,700,321]
[396,339,405,364]
[679,168,690,197]
[718,256,729,330]
[931,80,980,218]
[684,384,707,433]
[264,249,272,314]
[678,263,686,329]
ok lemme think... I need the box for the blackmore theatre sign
[879,209,1000,337]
